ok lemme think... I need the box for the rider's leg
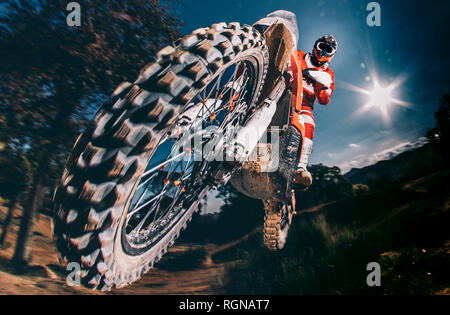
[293,109,315,186]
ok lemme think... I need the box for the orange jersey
[290,50,335,110]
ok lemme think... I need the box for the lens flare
[369,81,393,108]
[340,72,412,124]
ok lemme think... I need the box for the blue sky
[173,0,450,173]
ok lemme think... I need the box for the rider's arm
[314,69,334,105]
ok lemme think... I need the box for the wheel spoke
[125,58,257,248]
[127,190,166,219]
[132,172,159,212]
[132,150,183,212]
[136,171,158,191]
[159,151,194,221]
[130,204,155,236]
[141,151,185,178]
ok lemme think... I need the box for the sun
[340,73,412,124]
[366,80,395,121]
[369,81,393,109]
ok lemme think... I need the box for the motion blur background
[0,0,448,295]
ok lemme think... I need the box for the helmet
[313,35,337,65]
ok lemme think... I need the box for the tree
[0,148,31,246]
[0,0,181,267]
[295,164,353,209]
[426,94,450,163]
[352,184,370,196]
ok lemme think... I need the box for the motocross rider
[290,35,337,187]
[254,11,337,187]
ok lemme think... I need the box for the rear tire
[52,22,268,290]
[263,201,292,251]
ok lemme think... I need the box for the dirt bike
[53,10,307,290]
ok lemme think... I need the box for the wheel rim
[121,56,261,255]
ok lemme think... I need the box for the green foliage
[0,0,182,205]
[0,0,182,264]
[345,143,443,191]
[221,185,450,294]
[352,183,370,195]
[426,94,450,163]
[380,245,450,295]
[222,213,377,294]
[0,147,31,199]
[295,164,354,209]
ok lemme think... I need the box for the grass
[220,182,449,295]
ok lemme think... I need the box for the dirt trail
[0,200,97,294]
[0,200,229,295]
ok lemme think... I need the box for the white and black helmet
[313,35,338,65]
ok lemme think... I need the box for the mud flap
[257,23,295,104]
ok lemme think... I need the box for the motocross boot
[292,138,313,187]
